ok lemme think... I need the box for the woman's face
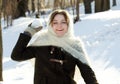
[51,14,68,37]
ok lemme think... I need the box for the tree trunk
[70,0,75,17]
[39,0,44,9]
[102,0,110,11]
[61,0,65,9]
[83,0,92,13]
[46,0,50,8]
[112,0,116,6]
[95,0,102,12]
[74,0,80,23]
[31,0,35,13]
[10,0,18,19]
[95,0,110,13]
[15,0,28,18]
[0,0,3,81]
[2,0,13,27]
[53,0,60,10]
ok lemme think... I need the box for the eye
[62,21,67,25]
[62,21,67,23]
[52,22,58,24]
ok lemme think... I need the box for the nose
[57,23,62,28]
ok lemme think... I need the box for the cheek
[52,26,56,31]
[64,26,68,33]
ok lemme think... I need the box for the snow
[1,1,120,84]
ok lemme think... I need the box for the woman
[11,9,99,84]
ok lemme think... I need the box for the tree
[0,0,3,81]
[31,0,35,13]
[60,0,66,9]
[2,0,13,27]
[74,0,80,23]
[102,0,110,11]
[112,0,116,6]
[53,0,60,10]
[95,0,101,12]
[83,0,92,14]
[70,0,75,18]
[14,0,28,19]
[95,0,110,12]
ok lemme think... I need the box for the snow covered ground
[1,1,120,84]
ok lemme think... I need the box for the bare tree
[95,0,101,12]
[74,0,80,23]
[11,0,18,19]
[2,0,14,27]
[12,0,28,19]
[46,0,51,8]
[102,0,110,11]
[0,0,3,81]
[95,0,110,12]
[112,0,116,6]
[53,0,60,10]
[70,0,75,17]
[83,0,92,13]
[31,0,35,13]
[61,0,66,9]
[40,0,45,9]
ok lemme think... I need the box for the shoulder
[71,36,85,49]
[74,36,84,45]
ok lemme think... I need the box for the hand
[25,19,43,36]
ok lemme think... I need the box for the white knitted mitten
[25,19,43,36]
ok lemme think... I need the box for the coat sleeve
[11,33,36,61]
[76,59,99,84]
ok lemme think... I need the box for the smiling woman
[11,9,99,84]
[51,14,68,37]
[50,11,70,37]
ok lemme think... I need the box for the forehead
[53,14,66,21]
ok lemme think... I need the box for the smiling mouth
[57,29,64,31]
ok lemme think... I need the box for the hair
[49,9,70,26]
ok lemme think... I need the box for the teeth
[58,30,63,31]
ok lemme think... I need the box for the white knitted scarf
[28,15,90,65]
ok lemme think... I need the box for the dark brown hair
[49,9,70,25]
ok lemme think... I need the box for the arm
[11,33,35,61]
[11,19,43,61]
[76,59,99,84]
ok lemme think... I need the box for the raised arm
[11,33,35,61]
[11,19,43,61]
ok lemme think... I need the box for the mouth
[56,29,64,31]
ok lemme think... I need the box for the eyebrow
[53,19,66,22]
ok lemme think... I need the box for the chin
[56,34,64,37]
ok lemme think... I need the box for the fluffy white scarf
[28,15,90,65]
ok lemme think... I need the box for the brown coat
[11,33,98,84]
